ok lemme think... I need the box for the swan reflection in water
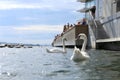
[46,38,67,53]
[71,33,90,62]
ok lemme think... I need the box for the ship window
[117,0,120,12]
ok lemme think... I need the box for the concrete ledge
[96,41,120,51]
[96,38,120,43]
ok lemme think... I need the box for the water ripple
[52,70,71,73]
[0,71,17,78]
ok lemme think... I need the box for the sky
[0,0,84,45]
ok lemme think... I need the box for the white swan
[46,38,67,53]
[71,33,90,62]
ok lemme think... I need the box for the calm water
[0,46,120,80]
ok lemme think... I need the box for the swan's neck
[81,37,87,51]
[62,39,66,52]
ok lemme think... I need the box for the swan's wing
[81,51,90,59]
[73,46,76,51]
[71,47,90,61]
[74,46,79,52]
[71,47,82,60]
[46,48,52,53]
[76,47,89,59]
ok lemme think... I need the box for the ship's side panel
[52,36,62,47]
[96,0,120,40]
[96,0,117,19]
[62,27,76,46]
[96,0,120,50]
[102,0,113,18]
[53,27,76,47]
[75,25,88,47]
[53,25,88,47]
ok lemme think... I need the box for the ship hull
[52,25,88,47]
[96,41,120,51]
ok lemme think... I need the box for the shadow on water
[0,71,17,80]
[45,69,71,77]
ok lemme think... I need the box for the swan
[46,38,67,53]
[71,33,90,62]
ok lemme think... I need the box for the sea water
[0,46,120,80]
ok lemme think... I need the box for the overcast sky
[0,0,84,45]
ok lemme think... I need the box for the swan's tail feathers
[74,46,77,49]
[46,48,50,53]
[84,53,90,59]
[74,46,80,51]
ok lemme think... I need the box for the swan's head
[62,38,67,41]
[78,33,87,40]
